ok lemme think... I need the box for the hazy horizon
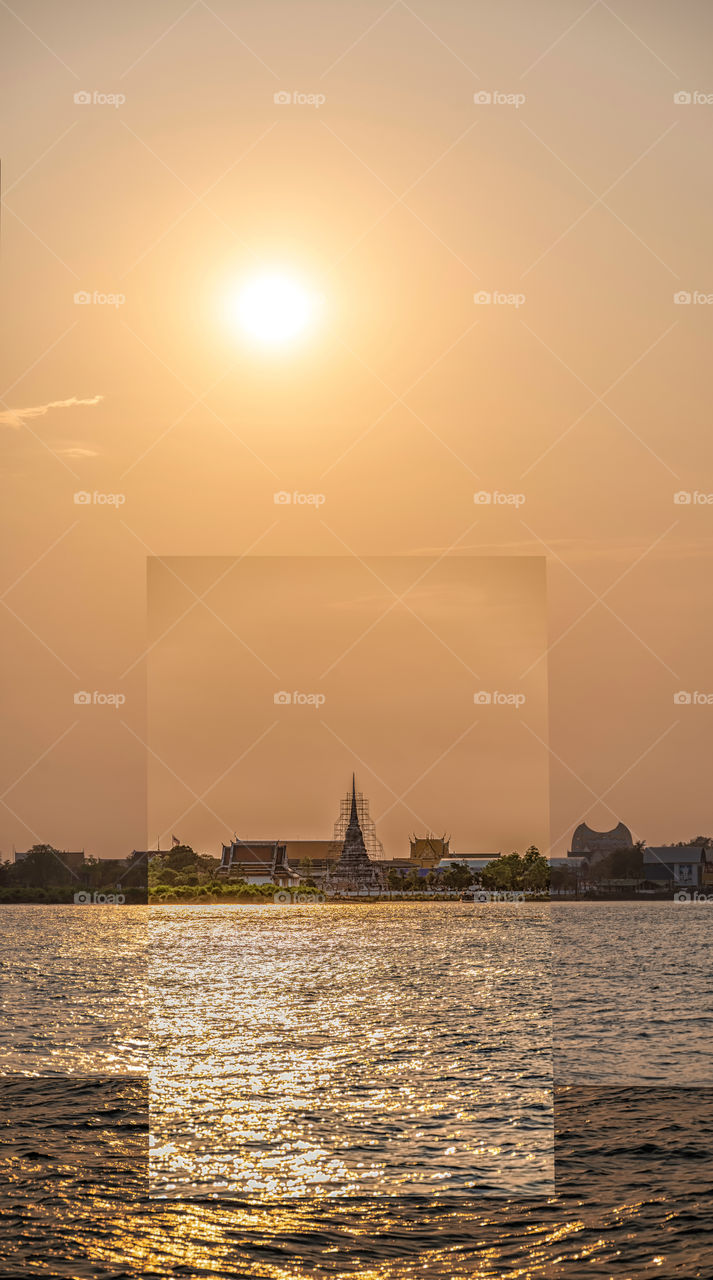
[3,0,713,858]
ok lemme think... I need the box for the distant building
[437,856,498,876]
[409,835,450,867]
[283,840,341,880]
[14,848,85,873]
[569,822,633,863]
[217,840,294,885]
[327,777,385,891]
[643,846,707,889]
[333,783,385,861]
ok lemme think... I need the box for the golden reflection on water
[149,903,553,1200]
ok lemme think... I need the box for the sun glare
[232,272,321,345]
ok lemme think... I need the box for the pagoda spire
[330,773,384,890]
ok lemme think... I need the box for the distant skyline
[146,556,549,860]
[2,0,712,858]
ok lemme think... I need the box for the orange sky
[147,556,549,856]
[2,1,712,857]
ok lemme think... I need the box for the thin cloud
[0,395,103,428]
[59,444,101,459]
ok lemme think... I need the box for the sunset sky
[2,0,712,858]
[147,555,549,856]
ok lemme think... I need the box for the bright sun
[232,272,321,345]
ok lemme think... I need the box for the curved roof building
[570,821,633,862]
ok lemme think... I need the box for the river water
[0,902,710,1277]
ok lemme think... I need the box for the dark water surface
[1,903,711,1276]
[0,1078,710,1278]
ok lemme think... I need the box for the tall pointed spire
[330,774,384,891]
[349,773,358,825]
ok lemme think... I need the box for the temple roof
[570,821,633,854]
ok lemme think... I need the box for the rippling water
[1,902,711,1277]
[553,902,712,1083]
[0,906,148,1075]
[1,1078,710,1278]
[150,903,553,1198]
